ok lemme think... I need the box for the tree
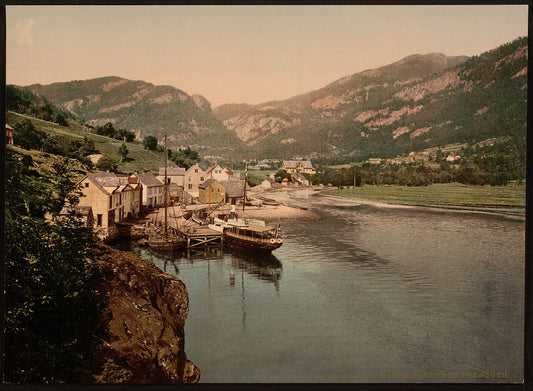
[14,119,47,150]
[96,154,119,173]
[118,143,129,162]
[143,135,158,151]
[5,148,103,382]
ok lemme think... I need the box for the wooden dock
[179,226,223,249]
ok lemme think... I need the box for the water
[130,193,524,383]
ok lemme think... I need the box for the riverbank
[319,183,525,219]
[78,244,200,383]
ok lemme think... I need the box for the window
[97,214,103,227]
[109,196,112,209]
[188,184,193,190]
[195,169,198,173]
[201,177,204,181]
[85,183,89,188]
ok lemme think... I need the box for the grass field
[7,111,166,173]
[322,183,526,211]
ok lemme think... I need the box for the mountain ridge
[14,36,527,163]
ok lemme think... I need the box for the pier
[179,225,223,249]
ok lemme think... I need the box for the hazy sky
[6,5,528,107]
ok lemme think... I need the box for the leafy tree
[143,135,158,151]
[118,143,129,162]
[5,148,103,382]
[14,119,47,150]
[274,169,291,183]
[168,146,200,169]
[79,136,97,157]
[96,154,119,173]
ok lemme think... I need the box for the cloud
[14,18,35,47]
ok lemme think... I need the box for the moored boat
[223,220,283,253]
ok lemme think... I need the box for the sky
[6,5,529,107]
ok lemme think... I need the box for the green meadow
[322,182,526,212]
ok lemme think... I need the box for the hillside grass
[322,182,526,212]
[7,111,166,173]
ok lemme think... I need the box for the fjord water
[133,194,524,383]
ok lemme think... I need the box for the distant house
[184,163,207,202]
[280,160,315,174]
[367,158,382,165]
[446,155,461,163]
[5,124,13,145]
[58,205,94,228]
[134,172,164,207]
[198,179,226,204]
[76,173,124,240]
[221,180,245,205]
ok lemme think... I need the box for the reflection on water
[126,195,524,383]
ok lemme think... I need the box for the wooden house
[156,166,185,203]
[280,160,315,174]
[198,179,226,204]
[58,205,94,228]
[76,173,124,240]
[5,124,13,145]
[206,165,234,182]
[221,180,245,205]
[134,172,164,207]
[184,163,207,203]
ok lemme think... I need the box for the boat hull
[148,237,186,251]
[223,232,283,253]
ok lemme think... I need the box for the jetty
[178,225,223,249]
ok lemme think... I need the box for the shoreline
[317,193,525,221]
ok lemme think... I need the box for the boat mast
[242,162,247,212]
[164,135,168,235]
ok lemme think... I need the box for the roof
[59,205,93,216]
[159,167,186,176]
[282,160,314,169]
[221,180,245,198]
[137,172,163,187]
[199,178,220,190]
[6,124,13,130]
[85,173,120,194]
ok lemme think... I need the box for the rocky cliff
[80,244,200,383]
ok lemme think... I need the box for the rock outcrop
[81,244,200,383]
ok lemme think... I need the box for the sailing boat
[149,136,186,251]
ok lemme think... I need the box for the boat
[148,135,186,251]
[221,218,283,253]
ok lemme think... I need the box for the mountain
[214,37,527,161]
[25,77,247,160]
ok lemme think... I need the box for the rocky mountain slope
[215,37,527,161]
[27,77,246,160]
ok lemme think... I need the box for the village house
[6,124,13,145]
[206,165,235,182]
[198,179,226,204]
[367,158,382,165]
[76,173,124,240]
[280,160,316,175]
[157,167,185,203]
[134,172,164,207]
[184,163,207,203]
[221,179,246,205]
[58,205,94,228]
[117,175,142,218]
